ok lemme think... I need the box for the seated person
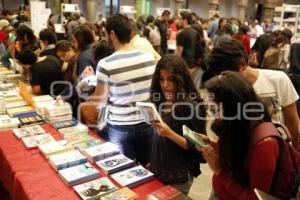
[16,49,64,96]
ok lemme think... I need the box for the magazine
[136,102,162,123]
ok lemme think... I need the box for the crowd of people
[0,7,300,200]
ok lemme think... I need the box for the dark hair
[72,25,95,51]
[16,49,37,65]
[238,25,249,35]
[83,22,98,33]
[218,17,227,30]
[55,40,72,52]
[146,15,155,24]
[16,24,37,50]
[93,40,114,62]
[39,28,57,45]
[180,11,193,25]
[150,54,203,106]
[105,14,131,44]
[205,71,271,186]
[206,40,248,78]
[162,10,171,17]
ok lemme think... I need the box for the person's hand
[202,143,221,175]
[151,121,173,138]
[82,66,94,78]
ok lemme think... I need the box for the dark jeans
[108,122,155,166]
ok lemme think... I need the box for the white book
[59,124,88,136]
[22,133,55,149]
[96,154,135,175]
[38,139,74,159]
[111,165,154,188]
[58,163,99,186]
[13,125,46,139]
[48,150,87,171]
[136,102,162,123]
[73,177,118,200]
[83,142,120,162]
[32,95,54,102]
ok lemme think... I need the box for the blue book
[48,150,87,171]
[58,163,100,186]
[96,154,135,175]
[82,142,120,163]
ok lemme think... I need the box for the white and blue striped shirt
[96,50,156,125]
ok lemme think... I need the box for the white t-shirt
[253,69,299,123]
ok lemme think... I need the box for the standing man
[155,10,171,55]
[92,14,156,166]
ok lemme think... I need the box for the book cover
[83,142,120,163]
[111,165,154,188]
[21,133,55,149]
[59,124,88,135]
[32,95,54,102]
[102,187,139,200]
[146,185,193,200]
[13,125,46,139]
[182,125,206,148]
[74,139,102,153]
[136,102,162,123]
[64,134,93,146]
[38,139,74,159]
[58,163,100,186]
[19,115,44,127]
[52,119,77,130]
[96,154,135,175]
[73,177,118,200]
[48,149,87,171]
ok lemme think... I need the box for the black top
[30,55,64,95]
[39,47,57,58]
[77,43,96,77]
[176,27,198,67]
[155,19,168,53]
[289,42,300,74]
[251,33,273,67]
[150,103,206,184]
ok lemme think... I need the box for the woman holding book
[150,54,206,194]
[201,71,298,199]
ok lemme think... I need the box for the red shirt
[232,34,251,54]
[0,31,8,48]
[213,138,295,200]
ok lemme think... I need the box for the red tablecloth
[0,124,164,200]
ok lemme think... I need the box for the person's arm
[283,102,300,148]
[176,32,184,57]
[176,45,183,57]
[210,138,279,200]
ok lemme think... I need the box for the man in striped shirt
[93,14,156,166]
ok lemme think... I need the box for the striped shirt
[96,50,156,125]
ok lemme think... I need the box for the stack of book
[13,125,46,139]
[5,96,28,109]
[38,139,74,159]
[48,149,87,171]
[7,105,37,118]
[35,100,56,118]
[96,154,135,175]
[32,95,54,103]
[52,119,77,130]
[82,142,120,162]
[59,124,89,136]
[0,96,5,114]
[5,74,22,84]
[43,102,73,123]
[102,187,139,200]
[21,133,55,149]
[64,134,94,146]
[74,139,102,153]
[0,115,20,130]
[0,90,19,98]
[73,177,118,200]
[0,83,15,91]
[58,163,99,186]
[111,165,154,188]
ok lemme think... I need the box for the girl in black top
[150,54,206,194]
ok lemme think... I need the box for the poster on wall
[30,1,51,35]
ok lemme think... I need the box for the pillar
[238,0,248,23]
[86,0,96,23]
[263,0,275,22]
[174,0,184,16]
[208,0,219,18]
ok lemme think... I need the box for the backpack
[252,122,300,199]
[145,25,161,47]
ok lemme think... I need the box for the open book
[136,102,162,123]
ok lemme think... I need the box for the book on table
[111,165,154,188]
[58,163,100,186]
[13,125,46,139]
[102,187,139,200]
[96,154,135,175]
[136,102,163,123]
[38,139,74,159]
[19,115,45,127]
[0,115,20,130]
[21,133,55,149]
[59,123,89,136]
[147,185,192,200]
[7,105,37,118]
[52,119,77,130]
[48,149,87,171]
[73,177,118,200]
[32,95,54,102]
[82,142,120,162]
[64,134,94,146]
[74,138,102,153]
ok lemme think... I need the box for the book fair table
[0,124,164,200]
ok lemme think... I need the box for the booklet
[136,102,162,123]
[182,125,207,148]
